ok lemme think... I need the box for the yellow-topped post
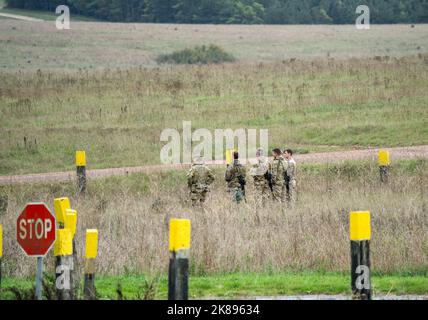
[53,197,70,226]
[378,149,390,183]
[64,208,78,298]
[85,229,98,259]
[76,150,87,195]
[168,219,191,300]
[54,228,74,300]
[84,229,98,300]
[0,224,2,293]
[64,209,77,239]
[349,211,372,300]
[0,224,2,259]
[226,149,236,166]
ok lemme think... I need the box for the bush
[157,44,236,65]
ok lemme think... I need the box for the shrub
[157,44,235,65]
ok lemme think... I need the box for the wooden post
[84,229,98,300]
[76,151,87,195]
[168,219,191,300]
[350,211,372,300]
[65,209,79,299]
[0,224,2,297]
[54,229,74,300]
[378,150,390,183]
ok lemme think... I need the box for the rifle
[284,172,290,193]
[264,171,273,192]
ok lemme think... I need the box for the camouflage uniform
[268,156,286,202]
[249,157,269,206]
[285,158,297,205]
[187,162,215,205]
[225,159,246,203]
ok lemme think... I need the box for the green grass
[0,22,427,71]
[1,271,427,299]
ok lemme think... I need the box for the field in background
[0,19,427,299]
[0,21,427,70]
[1,56,427,175]
[1,159,426,280]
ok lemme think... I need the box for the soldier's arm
[290,161,296,179]
[242,166,247,180]
[225,167,232,182]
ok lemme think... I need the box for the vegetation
[1,271,427,299]
[0,160,426,280]
[1,22,426,71]
[5,0,428,24]
[0,55,427,175]
[157,44,235,65]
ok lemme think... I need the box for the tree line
[6,0,428,24]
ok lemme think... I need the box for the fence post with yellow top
[0,224,2,296]
[76,150,87,195]
[54,228,74,300]
[226,149,236,166]
[65,208,79,298]
[378,150,390,183]
[168,219,191,300]
[53,197,70,228]
[349,211,372,300]
[84,229,98,300]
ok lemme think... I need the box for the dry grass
[1,55,427,174]
[1,160,426,278]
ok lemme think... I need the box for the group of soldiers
[187,148,297,206]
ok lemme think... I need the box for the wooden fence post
[378,150,390,183]
[168,219,191,300]
[84,229,98,300]
[350,211,372,300]
[0,224,2,297]
[65,209,79,299]
[54,229,74,300]
[76,151,87,195]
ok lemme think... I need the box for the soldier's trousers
[271,182,284,202]
[254,185,269,206]
[229,187,244,203]
[190,190,208,205]
[286,180,297,205]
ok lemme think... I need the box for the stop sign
[17,203,56,256]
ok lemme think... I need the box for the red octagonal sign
[17,203,56,257]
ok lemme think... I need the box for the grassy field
[0,21,427,70]
[1,271,427,299]
[0,55,427,175]
[0,159,426,280]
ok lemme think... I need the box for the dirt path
[0,145,426,185]
[0,11,44,22]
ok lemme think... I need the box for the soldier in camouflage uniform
[225,151,247,203]
[249,148,269,206]
[268,148,286,202]
[284,149,297,206]
[187,157,215,206]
